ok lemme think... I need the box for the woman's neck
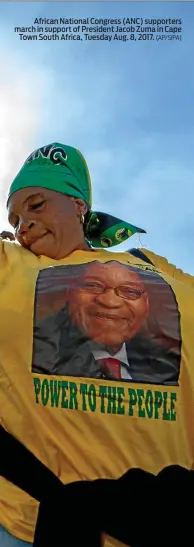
[76,239,94,252]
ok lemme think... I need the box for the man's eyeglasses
[77,282,145,301]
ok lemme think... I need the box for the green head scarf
[7,142,146,248]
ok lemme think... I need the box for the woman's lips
[24,232,50,248]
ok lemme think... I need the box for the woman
[1,142,194,547]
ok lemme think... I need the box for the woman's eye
[30,201,45,210]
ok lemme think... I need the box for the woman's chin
[30,233,56,257]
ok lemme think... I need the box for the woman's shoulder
[0,237,38,270]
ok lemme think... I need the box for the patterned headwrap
[7,143,146,248]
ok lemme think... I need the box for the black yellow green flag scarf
[7,142,146,248]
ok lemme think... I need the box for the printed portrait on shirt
[32,260,182,385]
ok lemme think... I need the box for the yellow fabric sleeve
[139,248,194,288]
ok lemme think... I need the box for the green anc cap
[7,143,92,207]
[7,142,146,248]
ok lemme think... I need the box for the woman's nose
[17,219,37,236]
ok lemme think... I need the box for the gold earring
[80,213,85,224]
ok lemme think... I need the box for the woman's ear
[71,198,88,218]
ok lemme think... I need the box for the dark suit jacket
[32,305,181,386]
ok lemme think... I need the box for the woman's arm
[0,231,15,241]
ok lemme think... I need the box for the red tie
[98,358,121,379]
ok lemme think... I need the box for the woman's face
[7,187,87,259]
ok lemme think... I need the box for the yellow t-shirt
[0,240,194,546]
